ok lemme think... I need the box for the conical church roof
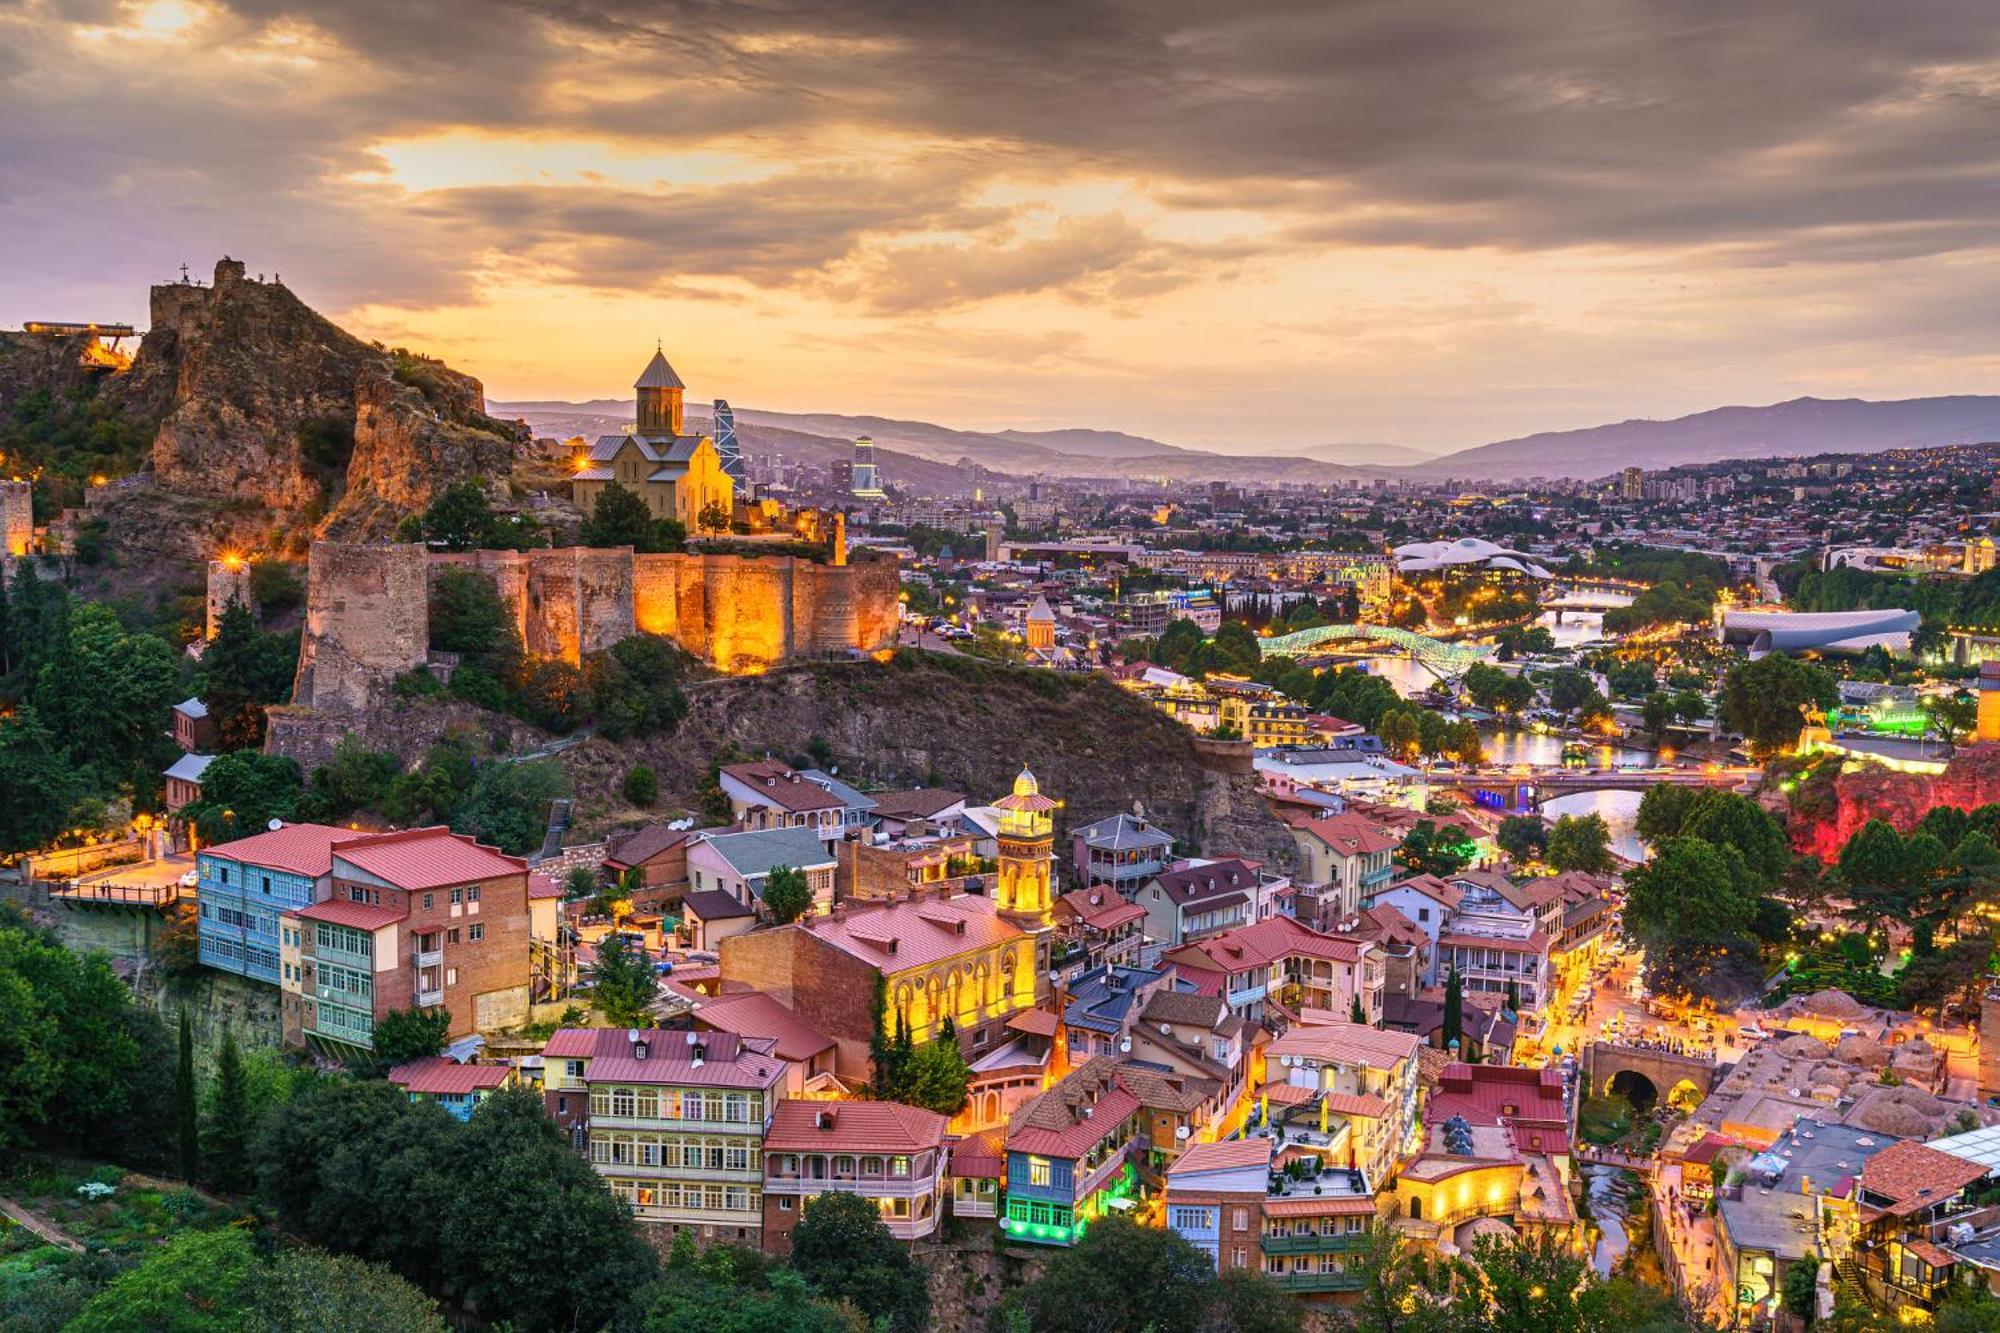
[635,348,684,390]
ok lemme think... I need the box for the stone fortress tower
[1,479,33,557]
[206,554,255,640]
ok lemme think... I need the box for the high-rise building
[712,399,745,487]
[1620,466,1644,500]
[850,435,885,498]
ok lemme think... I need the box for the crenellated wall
[420,545,898,676]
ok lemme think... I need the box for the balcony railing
[1268,1270,1366,1293]
[416,948,444,968]
[1261,1231,1368,1256]
[415,988,444,1008]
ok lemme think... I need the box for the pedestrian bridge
[1427,768,1751,812]
[1584,1040,1719,1113]
[1257,624,1491,681]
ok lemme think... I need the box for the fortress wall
[847,556,902,653]
[293,542,429,711]
[431,550,531,648]
[633,553,683,640]
[205,559,255,639]
[524,547,634,662]
[701,554,797,673]
[1,480,32,557]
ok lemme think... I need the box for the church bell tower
[993,768,1057,930]
[635,346,685,438]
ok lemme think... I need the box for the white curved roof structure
[1718,608,1919,658]
[1392,537,1552,579]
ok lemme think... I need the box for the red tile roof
[333,826,526,891]
[203,822,353,877]
[691,991,835,1062]
[1164,915,1367,975]
[1859,1140,1988,1216]
[1437,930,1550,953]
[722,761,845,813]
[764,1100,947,1154]
[1263,1195,1377,1218]
[1167,1139,1274,1176]
[1298,813,1401,857]
[1056,888,1146,932]
[387,1057,512,1095]
[292,898,404,930]
[948,1128,1008,1178]
[1006,1058,1144,1159]
[806,893,1026,971]
[1317,1090,1390,1119]
[1379,873,1466,910]
[1267,1019,1422,1069]
[528,872,562,900]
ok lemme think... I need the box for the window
[1232,1206,1249,1231]
[861,1156,883,1176]
[260,875,271,895]
[448,928,460,944]
[1232,1247,1247,1269]
[445,967,457,986]
[778,1197,793,1211]
[724,1145,749,1172]
[423,893,433,911]
[1029,1157,1052,1188]
[890,1155,911,1178]
[219,866,231,885]
[467,886,480,903]
[469,923,485,942]
[451,888,464,904]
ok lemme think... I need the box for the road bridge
[1583,1041,1720,1113]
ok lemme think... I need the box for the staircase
[537,799,574,863]
[1834,1257,1866,1308]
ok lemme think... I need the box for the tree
[428,567,523,681]
[0,708,83,853]
[592,931,659,1027]
[254,1248,449,1332]
[1351,993,1367,1024]
[450,758,572,856]
[202,1025,254,1192]
[1925,690,1978,753]
[372,1006,451,1069]
[1838,819,1942,943]
[1680,791,1790,889]
[1442,966,1464,1051]
[585,634,693,741]
[198,597,298,749]
[790,1191,930,1331]
[1377,708,1421,762]
[409,480,501,551]
[1623,837,1761,1000]
[1547,813,1616,874]
[632,1233,852,1332]
[175,1007,199,1182]
[1399,819,1475,877]
[582,480,684,553]
[67,1227,259,1333]
[623,763,658,807]
[1020,1214,1215,1333]
[1207,1268,1304,1333]
[1543,668,1597,715]
[1635,783,1701,845]
[1782,1255,1820,1328]
[761,864,814,924]
[890,1030,971,1116]
[696,500,732,535]
[1496,816,1548,864]
[180,750,306,845]
[1640,691,1677,741]
[1720,653,1837,758]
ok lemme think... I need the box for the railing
[49,881,184,907]
[416,948,444,967]
[1268,1270,1366,1293]
[1261,1231,1368,1256]
[415,988,444,1008]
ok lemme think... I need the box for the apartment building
[1263,1020,1423,1187]
[1161,916,1384,1026]
[196,822,347,987]
[761,1100,949,1252]
[543,1027,789,1244]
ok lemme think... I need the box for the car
[1738,1024,1767,1041]
[179,868,199,888]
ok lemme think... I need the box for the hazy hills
[491,392,2000,490]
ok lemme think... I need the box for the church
[572,348,735,532]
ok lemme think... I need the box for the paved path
[0,1196,84,1252]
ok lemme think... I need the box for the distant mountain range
[490,392,2000,490]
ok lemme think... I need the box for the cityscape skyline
[5,1,2000,453]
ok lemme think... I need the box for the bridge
[1258,624,1490,683]
[1583,1041,1719,1114]
[1427,767,1754,812]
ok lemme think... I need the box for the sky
[4,0,2000,458]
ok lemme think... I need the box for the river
[1540,789,1647,862]
[1584,1165,1632,1275]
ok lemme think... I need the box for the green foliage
[1398,820,1477,877]
[890,1033,971,1116]
[300,738,404,823]
[1679,791,1789,888]
[591,932,658,1027]
[450,758,571,856]
[1464,662,1536,715]
[623,763,658,807]
[761,864,814,924]
[1442,966,1463,1050]
[632,1234,855,1332]
[200,1027,253,1193]
[174,1008,199,1183]
[1601,580,1717,636]
[427,567,522,680]
[585,633,694,741]
[67,1226,258,1333]
[1720,654,1837,758]
[0,913,172,1161]
[789,1191,929,1331]
[581,480,686,553]
[197,598,298,749]
[1019,1215,1215,1333]
[403,480,540,552]
[1781,1255,1819,1325]
[1496,815,1548,863]
[1622,836,1762,1000]
[370,1007,451,1070]
[179,750,305,846]
[1547,813,1616,874]
[1634,783,1701,845]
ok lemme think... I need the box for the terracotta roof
[1268,1020,1421,1069]
[1262,1196,1377,1218]
[292,898,404,930]
[1140,989,1230,1029]
[387,1057,511,1095]
[1006,1058,1143,1158]
[333,826,526,891]
[1167,1139,1273,1176]
[584,1040,785,1090]
[866,788,966,820]
[1437,930,1550,953]
[1317,1090,1390,1119]
[1904,1238,1957,1269]
[1056,888,1146,932]
[528,872,562,900]
[1163,915,1368,975]
[203,822,353,877]
[1150,858,1269,905]
[1347,903,1427,951]
[807,893,1025,971]
[605,825,696,867]
[948,1128,1008,1178]
[764,1099,947,1154]
[1116,1064,1220,1114]
[1261,1083,1316,1107]
[1859,1140,1988,1215]
[722,761,846,813]
[692,991,835,1062]
[1378,873,1465,910]
[1008,1008,1061,1038]
[1298,813,1401,857]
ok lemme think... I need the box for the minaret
[635,347,685,438]
[993,768,1057,928]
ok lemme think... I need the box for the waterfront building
[1071,812,1176,893]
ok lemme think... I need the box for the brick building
[280,827,533,1052]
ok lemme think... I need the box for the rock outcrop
[1796,742,2000,856]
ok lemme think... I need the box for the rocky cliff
[2,257,520,547]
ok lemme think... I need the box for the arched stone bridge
[1583,1041,1720,1110]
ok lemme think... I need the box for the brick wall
[719,926,879,1078]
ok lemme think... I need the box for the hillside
[0,258,522,553]
[1414,395,2000,481]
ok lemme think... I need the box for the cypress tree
[1442,966,1464,1053]
[203,1025,252,1191]
[175,1008,200,1182]
[1350,994,1366,1024]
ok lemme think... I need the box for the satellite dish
[267,819,284,832]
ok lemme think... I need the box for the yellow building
[1218,695,1314,746]
[993,769,1057,927]
[572,348,735,532]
